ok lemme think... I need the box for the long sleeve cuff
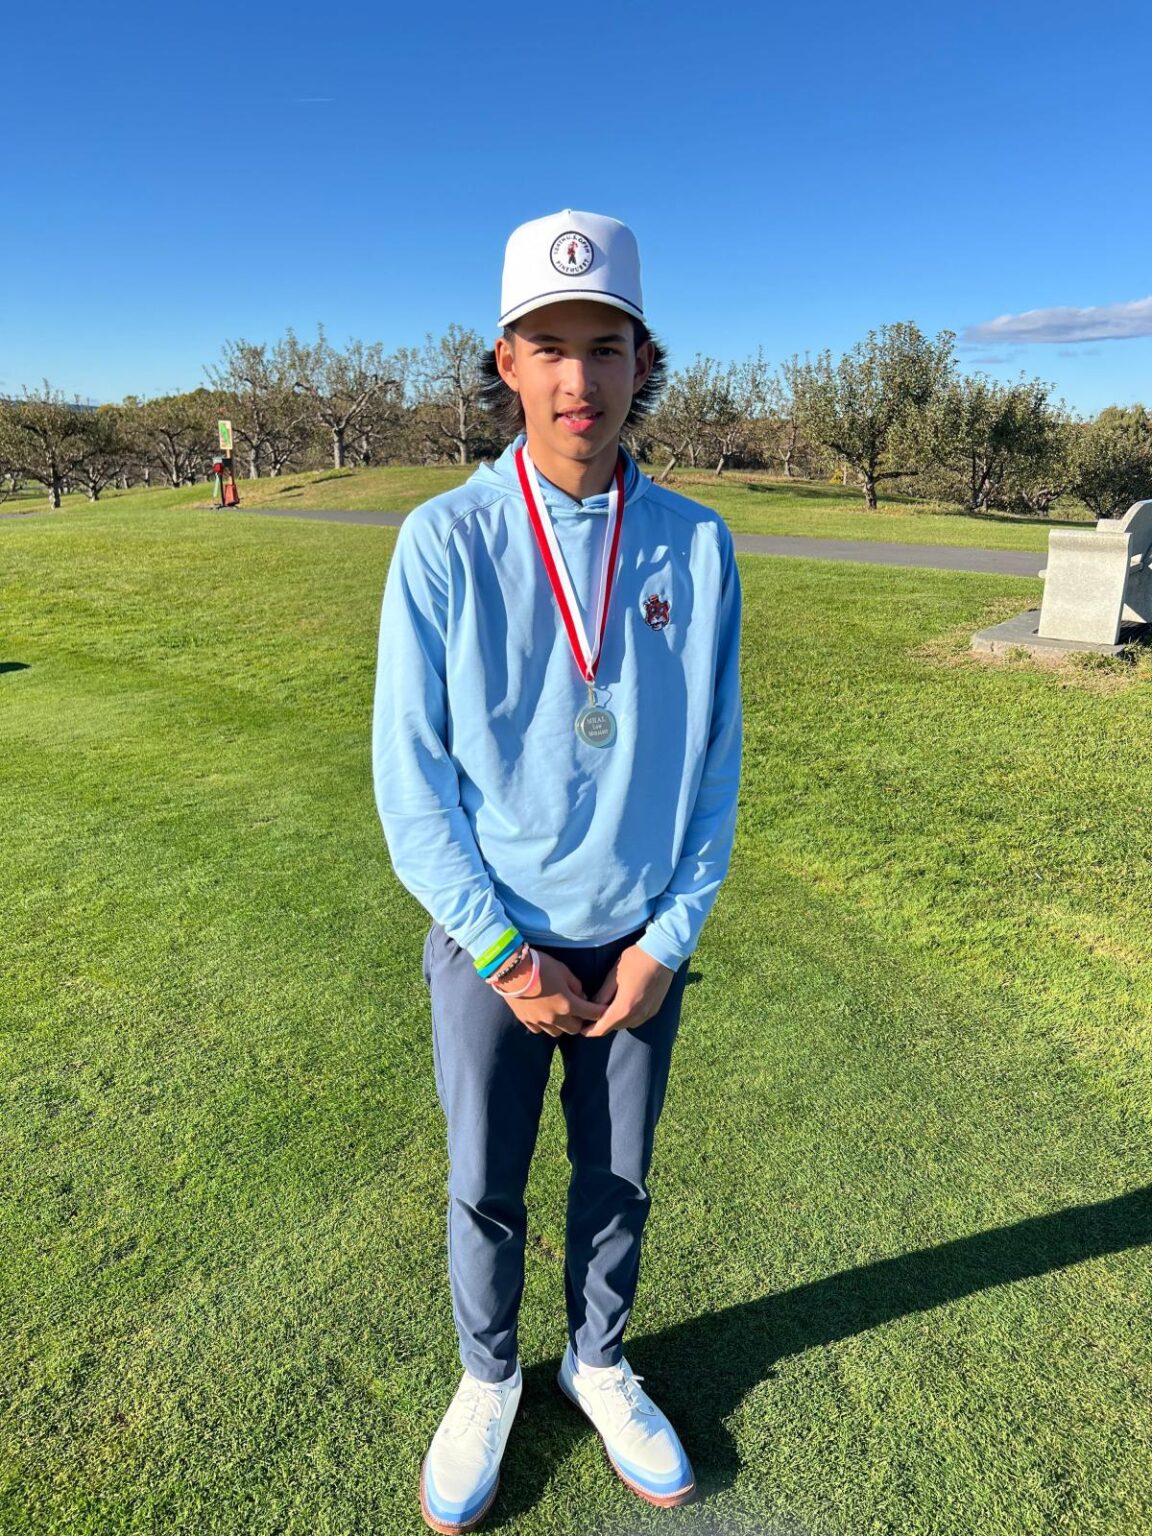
[635,924,690,972]
[469,920,527,978]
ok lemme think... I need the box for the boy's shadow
[502,1185,1152,1515]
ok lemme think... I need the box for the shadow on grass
[503,1184,1152,1514]
[742,481,878,503]
[916,508,1092,530]
[740,482,1091,528]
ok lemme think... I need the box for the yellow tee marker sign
[217,419,233,452]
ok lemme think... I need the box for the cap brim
[498,289,644,328]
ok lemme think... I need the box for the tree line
[2,319,1149,518]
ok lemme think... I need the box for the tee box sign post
[213,420,240,508]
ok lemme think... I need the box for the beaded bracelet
[486,941,529,987]
[498,947,540,999]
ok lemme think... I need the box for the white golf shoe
[556,1342,696,1506]
[419,1360,522,1533]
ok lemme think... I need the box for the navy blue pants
[422,920,690,1385]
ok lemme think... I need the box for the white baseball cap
[499,209,644,328]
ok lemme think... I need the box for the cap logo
[550,231,594,276]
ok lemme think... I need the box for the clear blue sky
[5,0,1150,416]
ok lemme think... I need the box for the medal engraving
[575,706,616,747]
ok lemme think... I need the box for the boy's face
[494,299,654,467]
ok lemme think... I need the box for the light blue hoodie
[371,432,742,975]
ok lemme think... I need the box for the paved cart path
[240,506,1046,578]
[1,502,1045,577]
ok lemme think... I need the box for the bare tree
[107,395,153,490]
[0,467,22,505]
[0,420,24,504]
[205,337,313,478]
[284,322,400,468]
[711,351,773,475]
[0,382,93,507]
[772,360,833,479]
[74,405,133,501]
[137,390,218,487]
[405,323,487,464]
[645,356,724,479]
[347,351,413,467]
[644,354,772,479]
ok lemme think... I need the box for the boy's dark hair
[478,317,668,440]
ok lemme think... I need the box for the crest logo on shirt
[643,592,671,630]
[550,231,594,276]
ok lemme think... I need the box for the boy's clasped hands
[495,945,675,1038]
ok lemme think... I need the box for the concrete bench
[1037,499,1152,646]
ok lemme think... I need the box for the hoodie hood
[470,432,648,515]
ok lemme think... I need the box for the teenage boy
[372,209,743,1533]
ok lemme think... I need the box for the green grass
[3,461,1097,549]
[2,497,1151,1535]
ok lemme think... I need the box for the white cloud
[961,296,1152,346]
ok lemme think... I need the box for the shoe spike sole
[554,1372,697,1508]
[419,1456,500,1534]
